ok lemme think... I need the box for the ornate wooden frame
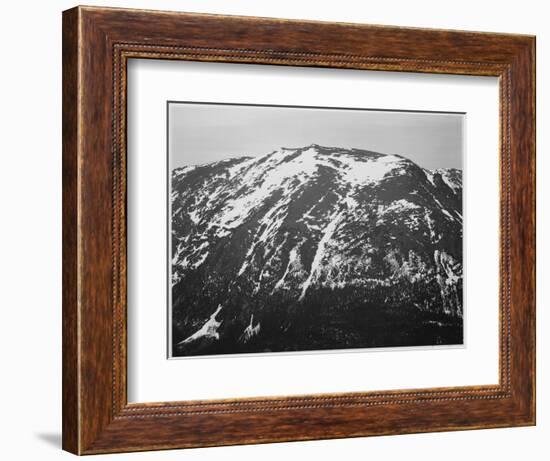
[62,5,536,455]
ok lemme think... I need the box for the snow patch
[273,246,300,292]
[329,153,404,185]
[299,208,345,300]
[172,165,196,178]
[188,209,200,224]
[177,304,223,345]
[240,314,261,343]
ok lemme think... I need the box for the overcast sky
[169,102,464,170]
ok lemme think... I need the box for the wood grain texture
[62,5,536,455]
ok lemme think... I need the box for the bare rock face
[170,145,463,356]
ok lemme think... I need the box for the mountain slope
[171,144,463,356]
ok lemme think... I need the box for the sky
[168,102,464,171]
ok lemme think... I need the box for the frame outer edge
[532,36,537,425]
[528,36,536,425]
[62,6,81,455]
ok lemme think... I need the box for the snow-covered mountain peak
[214,145,408,186]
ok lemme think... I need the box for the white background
[0,0,546,460]
[128,60,499,402]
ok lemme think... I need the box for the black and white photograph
[168,102,464,358]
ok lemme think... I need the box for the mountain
[170,144,463,356]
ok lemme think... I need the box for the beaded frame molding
[62,6,535,455]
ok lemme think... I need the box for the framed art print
[62,6,535,454]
